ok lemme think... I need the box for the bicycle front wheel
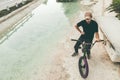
[78,56,89,78]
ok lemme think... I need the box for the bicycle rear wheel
[78,56,89,78]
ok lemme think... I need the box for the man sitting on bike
[72,12,100,59]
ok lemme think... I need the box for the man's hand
[80,32,85,35]
[75,25,85,35]
[95,38,100,42]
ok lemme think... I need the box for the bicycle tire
[78,56,89,78]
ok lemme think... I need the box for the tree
[108,0,120,19]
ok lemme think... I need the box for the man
[72,12,100,59]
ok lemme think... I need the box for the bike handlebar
[71,39,104,42]
[71,39,104,45]
[93,40,104,45]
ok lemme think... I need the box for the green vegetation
[108,0,120,19]
[62,0,80,18]
[0,0,33,18]
[57,0,74,2]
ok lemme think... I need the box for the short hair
[84,12,92,18]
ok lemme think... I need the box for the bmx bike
[71,39,104,78]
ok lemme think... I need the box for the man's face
[85,16,92,24]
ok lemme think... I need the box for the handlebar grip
[92,40,104,46]
[95,40,104,42]
[71,39,78,41]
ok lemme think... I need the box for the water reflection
[61,0,81,21]
[61,0,93,21]
[43,0,48,4]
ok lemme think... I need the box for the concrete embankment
[92,0,120,62]
[0,0,45,40]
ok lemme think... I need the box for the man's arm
[95,32,100,41]
[75,25,84,35]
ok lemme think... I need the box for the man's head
[84,12,92,24]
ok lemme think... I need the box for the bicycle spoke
[79,57,89,78]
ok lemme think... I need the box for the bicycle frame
[71,39,104,78]
[71,39,104,48]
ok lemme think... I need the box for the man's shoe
[87,54,91,59]
[72,52,78,57]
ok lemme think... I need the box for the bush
[0,0,33,18]
[56,0,74,2]
[107,0,120,19]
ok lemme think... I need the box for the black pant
[74,35,93,53]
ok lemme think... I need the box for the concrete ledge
[95,16,120,62]
[0,0,43,40]
[0,5,28,23]
[0,0,35,23]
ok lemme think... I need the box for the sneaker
[72,52,78,57]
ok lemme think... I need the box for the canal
[0,0,81,80]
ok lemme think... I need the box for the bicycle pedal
[79,47,81,49]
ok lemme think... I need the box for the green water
[62,0,81,18]
[0,0,81,80]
